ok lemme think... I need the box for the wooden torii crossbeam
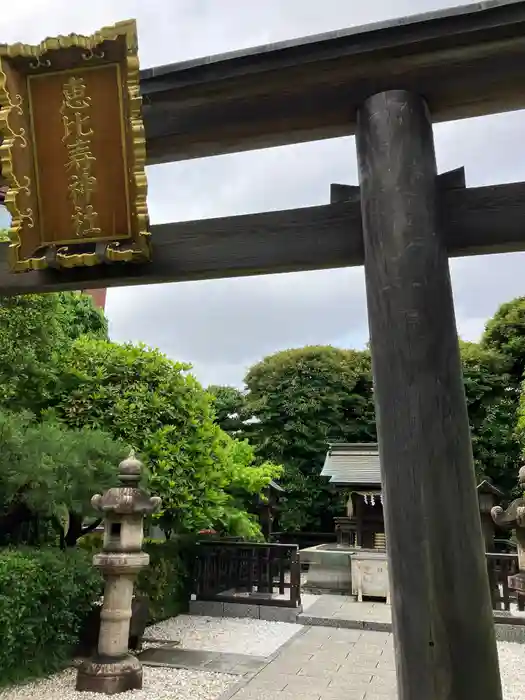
[2,3,525,698]
[0,175,523,294]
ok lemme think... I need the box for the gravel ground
[145,614,300,656]
[3,622,524,699]
[1,637,525,700]
[499,642,525,700]
[0,667,235,700]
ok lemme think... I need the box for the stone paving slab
[139,646,267,675]
[300,594,525,643]
[298,596,393,632]
[225,626,398,699]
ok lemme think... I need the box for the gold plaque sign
[0,20,150,272]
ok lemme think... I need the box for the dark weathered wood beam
[357,89,501,700]
[331,167,467,203]
[139,1,525,164]
[2,4,525,169]
[0,179,523,295]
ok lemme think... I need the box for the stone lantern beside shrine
[491,463,525,600]
[477,479,504,551]
[76,452,161,695]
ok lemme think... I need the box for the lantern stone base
[75,654,143,694]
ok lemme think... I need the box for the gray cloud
[2,1,525,387]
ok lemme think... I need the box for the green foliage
[482,297,525,386]
[481,297,525,463]
[49,338,281,538]
[0,292,108,413]
[55,292,108,342]
[0,408,126,547]
[518,390,525,460]
[244,346,376,531]
[460,341,520,493]
[76,531,104,553]
[207,432,282,539]
[0,295,68,411]
[243,339,523,529]
[139,538,194,622]
[78,533,193,624]
[207,384,248,435]
[0,547,102,685]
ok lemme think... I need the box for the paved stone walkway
[299,593,525,643]
[140,646,267,675]
[300,596,392,631]
[225,626,396,699]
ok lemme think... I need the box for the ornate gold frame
[0,19,150,272]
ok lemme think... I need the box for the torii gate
[2,2,525,698]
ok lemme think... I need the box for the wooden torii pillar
[356,91,500,700]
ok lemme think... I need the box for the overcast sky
[1,0,525,388]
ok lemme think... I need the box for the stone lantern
[76,452,161,694]
[491,463,525,598]
[477,479,504,551]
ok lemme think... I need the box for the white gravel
[0,667,235,700]
[145,614,300,656]
[499,641,525,700]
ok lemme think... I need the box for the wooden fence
[486,552,524,612]
[193,540,301,608]
[192,541,521,613]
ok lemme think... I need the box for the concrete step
[189,599,302,623]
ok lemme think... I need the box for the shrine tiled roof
[321,443,381,487]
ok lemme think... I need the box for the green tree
[244,346,376,532]
[55,292,108,342]
[0,294,68,411]
[0,292,107,413]
[481,297,525,466]
[0,408,125,547]
[517,390,525,461]
[482,297,525,386]
[207,385,248,435]
[48,337,281,539]
[460,341,520,494]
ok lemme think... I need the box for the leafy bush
[78,533,194,623]
[51,338,281,538]
[0,408,126,548]
[139,538,194,623]
[482,296,525,385]
[0,293,107,414]
[460,341,521,494]
[1,538,193,686]
[0,547,102,685]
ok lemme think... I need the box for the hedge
[78,533,195,623]
[140,537,194,622]
[0,537,194,687]
[0,547,102,685]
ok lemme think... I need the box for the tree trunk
[65,512,84,547]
